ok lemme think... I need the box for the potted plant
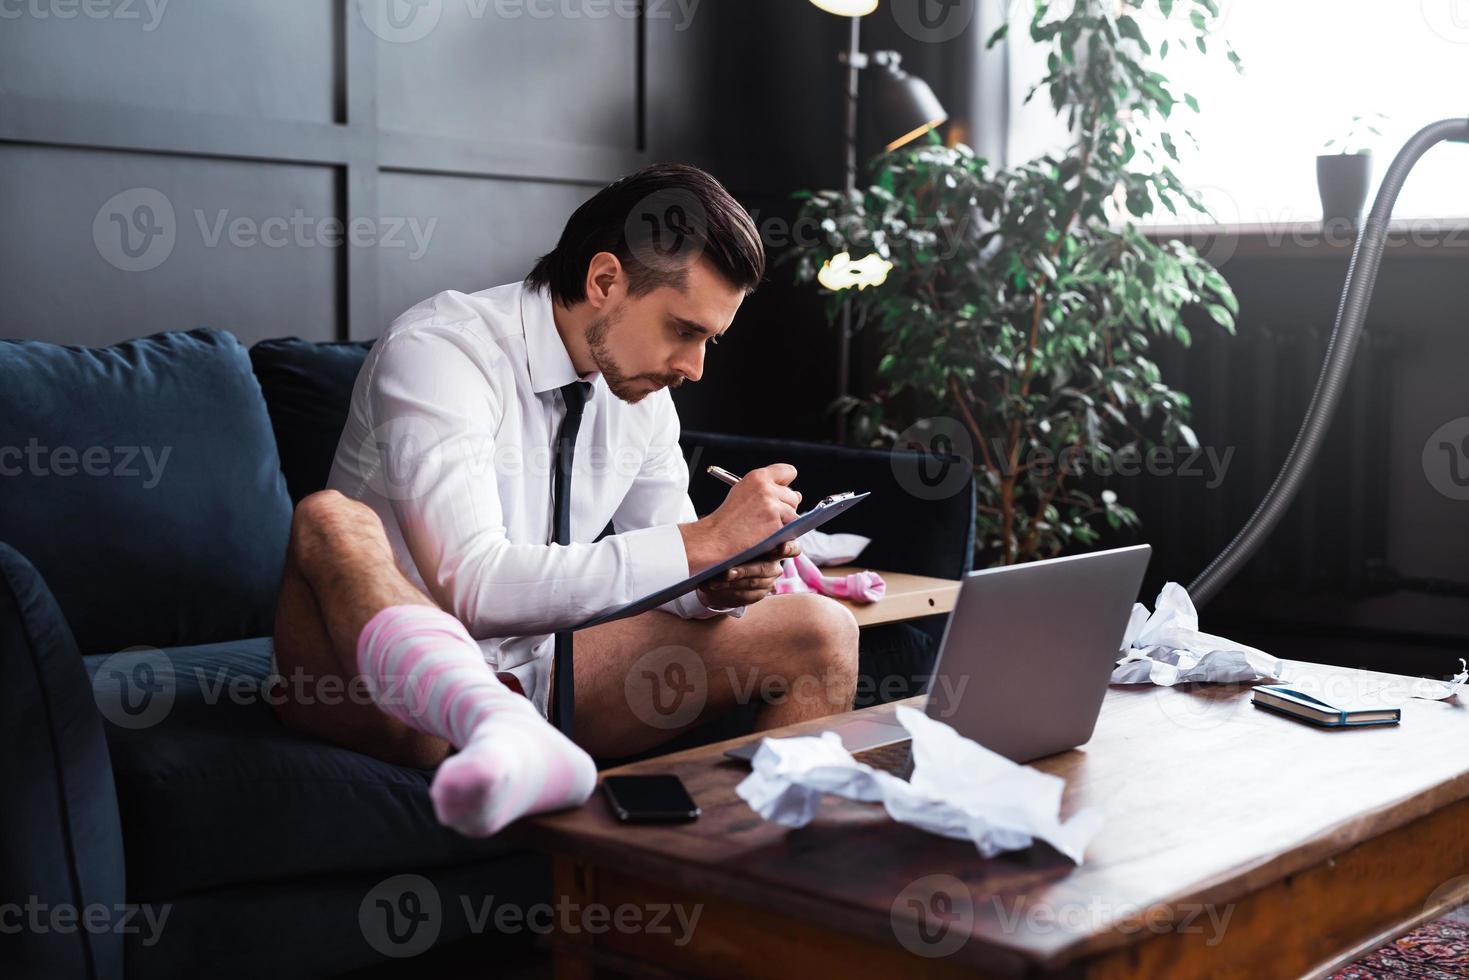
[1318,113,1386,229]
[783,0,1242,567]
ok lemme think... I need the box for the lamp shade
[866,55,948,152]
[808,0,879,14]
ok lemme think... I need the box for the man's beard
[586,308,684,404]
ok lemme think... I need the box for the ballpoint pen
[708,465,853,508]
[706,465,741,487]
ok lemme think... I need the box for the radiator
[1118,317,1396,598]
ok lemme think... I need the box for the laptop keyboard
[853,740,914,779]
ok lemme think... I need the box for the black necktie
[551,380,591,736]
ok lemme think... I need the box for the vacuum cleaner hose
[1189,117,1469,607]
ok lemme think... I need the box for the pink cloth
[772,554,886,603]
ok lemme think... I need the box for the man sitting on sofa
[270,164,860,838]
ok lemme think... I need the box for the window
[1005,0,1469,223]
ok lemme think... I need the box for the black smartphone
[602,774,700,823]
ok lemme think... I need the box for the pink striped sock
[356,604,596,838]
[773,554,886,602]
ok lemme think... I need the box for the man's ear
[584,251,623,310]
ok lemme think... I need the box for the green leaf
[1117,15,1145,45]
[1204,303,1235,331]
[986,23,1009,48]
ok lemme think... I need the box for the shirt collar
[520,283,601,395]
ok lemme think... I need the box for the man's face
[587,259,745,404]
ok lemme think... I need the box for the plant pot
[1316,151,1372,229]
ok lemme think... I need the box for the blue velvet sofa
[0,329,974,979]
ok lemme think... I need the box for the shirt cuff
[621,523,749,621]
[618,523,692,602]
[680,592,747,620]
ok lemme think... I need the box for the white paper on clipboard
[570,491,871,630]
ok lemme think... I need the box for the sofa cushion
[0,328,293,654]
[249,338,373,502]
[86,638,514,900]
[0,542,126,980]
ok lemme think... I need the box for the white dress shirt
[327,281,738,715]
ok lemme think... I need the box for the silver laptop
[725,544,1151,767]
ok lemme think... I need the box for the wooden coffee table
[517,661,1469,978]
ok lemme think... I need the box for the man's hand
[697,539,800,608]
[679,463,801,574]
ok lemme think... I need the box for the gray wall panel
[373,171,593,332]
[0,144,339,346]
[375,6,636,150]
[0,0,339,124]
[1,2,650,348]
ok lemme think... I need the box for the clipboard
[570,491,871,630]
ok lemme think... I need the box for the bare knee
[773,595,860,698]
[289,490,389,574]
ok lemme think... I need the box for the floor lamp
[807,0,949,440]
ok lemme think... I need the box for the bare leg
[274,489,862,765]
[571,593,860,759]
[272,489,451,769]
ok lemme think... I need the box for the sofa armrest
[0,543,126,980]
[679,431,975,581]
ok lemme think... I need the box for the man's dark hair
[525,163,764,306]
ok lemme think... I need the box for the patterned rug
[1329,904,1469,979]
